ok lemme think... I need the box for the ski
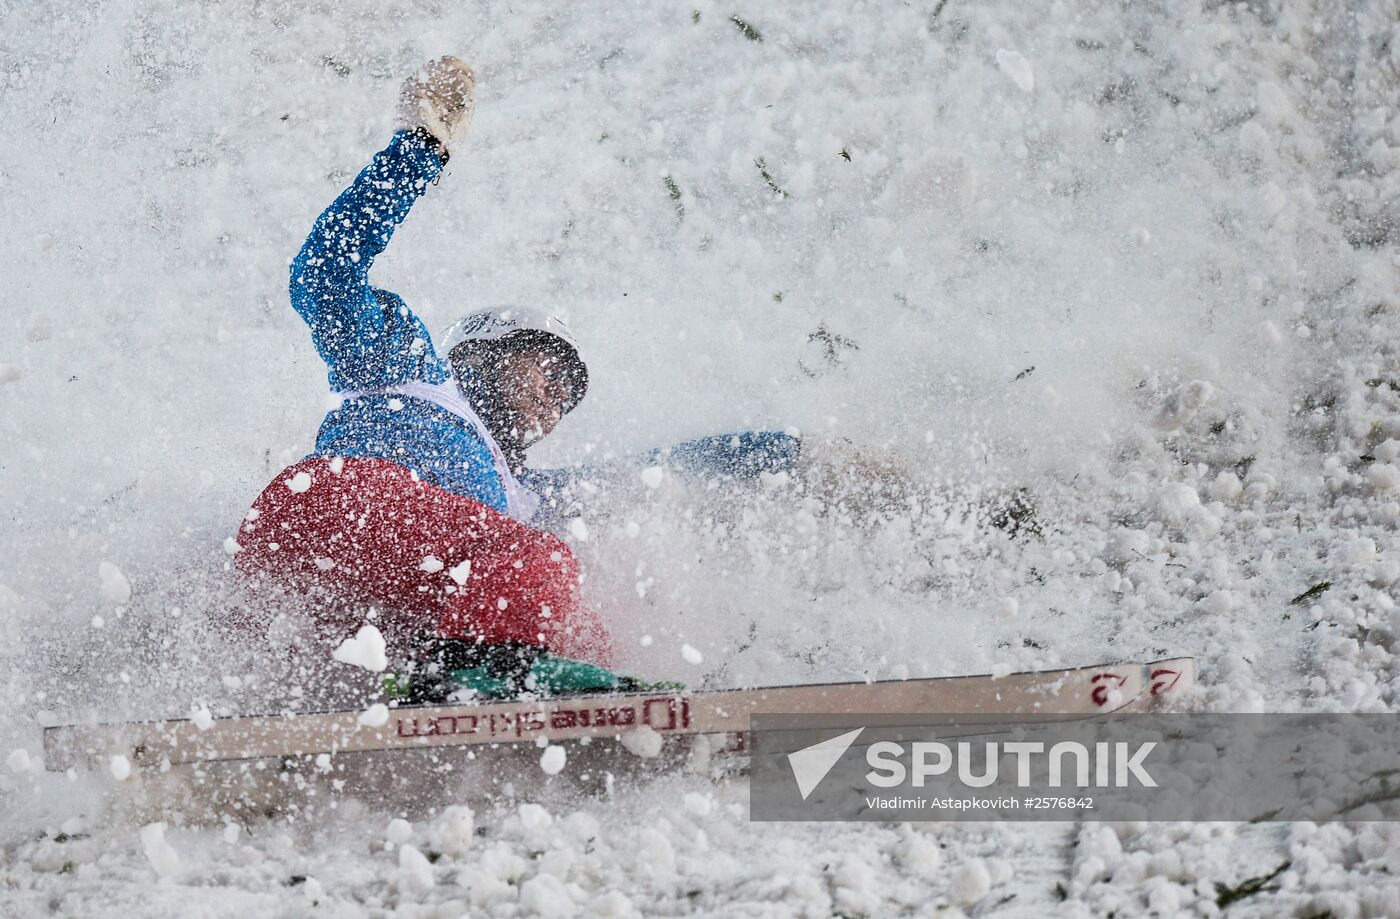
[43,657,1194,772]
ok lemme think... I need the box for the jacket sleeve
[289,130,452,391]
[643,431,802,479]
[521,431,802,522]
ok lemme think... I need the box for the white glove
[398,55,476,156]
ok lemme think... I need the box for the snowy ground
[5,0,1400,915]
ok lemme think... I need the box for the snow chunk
[1146,879,1181,913]
[398,843,435,893]
[681,643,704,665]
[98,561,131,604]
[1209,472,1243,502]
[562,811,600,844]
[1368,463,1400,494]
[190,705,214,731]
[519,802,554,832]
[1106,527,1151,564]
[1198,590,1236,615]
[420,555,444,573]
[640,466,665,489]
[540,744,567,775]
[428,805,475,857]
[332,624,388,673]
[1370,559,1400,587]
[222,536,242,555]
[569,518,589,541]
[1340,536,1378,566]
[460,867,513,908]
[683,792,713,817]
[359,703,390,727]
[7,748,32,773]
[995,49,1034,92]
[834,857,880,915]
[385,817,414,845]
[997,597,1019,618]
[286,470,313,493]
[620,726,663,758]
[950,859,991,904]
[1159,483,1201,521]
[110,755,132,781]
[519,873,575,918]
[896,832,942,876]
[1151,380,1214,432]
[637,828,676,875]
[448,559,472,585]
[479,843,528,883]
[139,823,181,877]
[588,890,634,918]
[538,847,575,878]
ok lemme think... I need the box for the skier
[235,57,907,701]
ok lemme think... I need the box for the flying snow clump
[994,49,1035,92]
[333,624,389,672]
[540,744,567,775]
[98,561,131,604]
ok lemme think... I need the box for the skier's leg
[436,519,612,665]
[235,457,612,665]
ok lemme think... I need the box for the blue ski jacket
[290,131,799,521]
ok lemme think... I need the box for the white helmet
[441,306,588,413]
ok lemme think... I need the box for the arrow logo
[787,728,865,800]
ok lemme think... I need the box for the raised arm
[289,130,447,390]
[288,57,476,391]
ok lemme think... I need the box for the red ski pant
[235,457,611,665]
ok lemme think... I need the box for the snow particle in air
[359,703,390,727]
[540,744,567,775]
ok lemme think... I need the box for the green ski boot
[387,639,682,703]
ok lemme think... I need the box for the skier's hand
[398,55,476,157]
[795,436,913,517]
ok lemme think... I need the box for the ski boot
[385,639,682,704]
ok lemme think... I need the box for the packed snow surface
[4,0,1400,915]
